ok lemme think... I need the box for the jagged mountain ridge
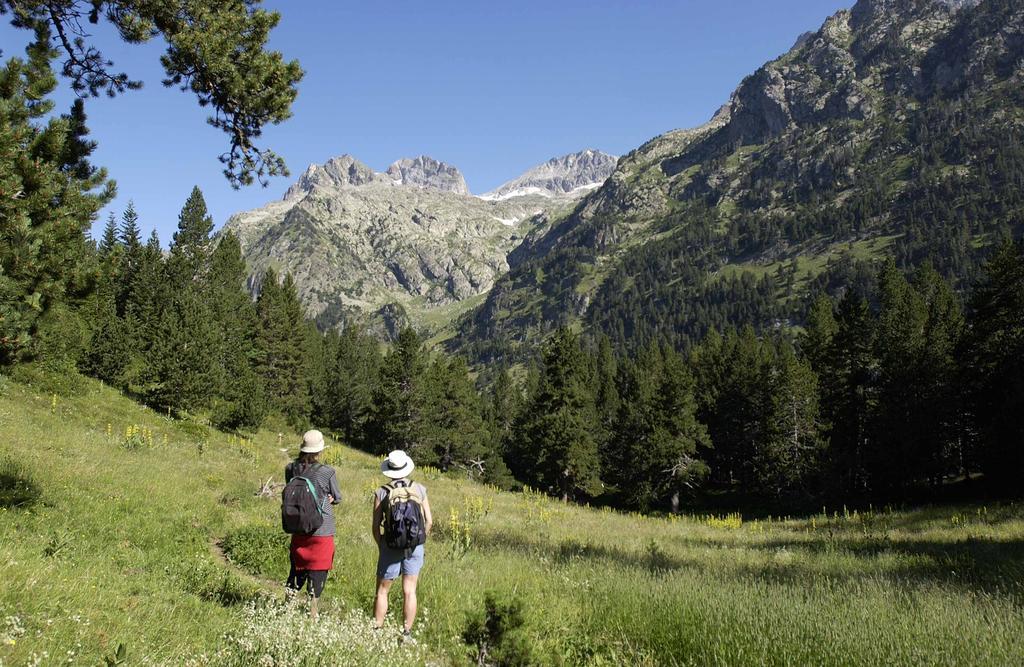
[225,150,616,336]
[480,149,619,200]
[452,0,1024,361]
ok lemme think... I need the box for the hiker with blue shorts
[372,450,433,641]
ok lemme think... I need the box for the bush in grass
[170,556,261,606]
[194,599,431,666]
[8,362,88,397]
[463,592,533,667]
[222,525,290,577]
[175,419,210,445]
[0,456,42,509]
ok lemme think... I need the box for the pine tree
[367,327,428,455]
[98,211,120,260]
[326,325,381,450]
[207,232,266,431]
[1,1,303,187]
[0,35,114,364]
[146,288,218,413]
[521,328,603,501]
[607,346,709,512]
[702,327,771,489]
[962,240,1024,489]
[759,343,825,499]
[419,356,492,475]
[824,293,877,497]
[167,186,214,289]
[256,269,311,426]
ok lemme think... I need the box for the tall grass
[1,372,1023,665]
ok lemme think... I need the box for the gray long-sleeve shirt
[285,461,342,537]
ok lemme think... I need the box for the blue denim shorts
[377,544,425,580]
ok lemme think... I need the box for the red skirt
[289,535,335,571]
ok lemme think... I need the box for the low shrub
[170,556,261,606]
[8,362,88,397]
[195,599,431,666]
[0,456,42,509]
[221,524,290,577]
[463,592,534,667]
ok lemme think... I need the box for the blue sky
[2,0,851,243]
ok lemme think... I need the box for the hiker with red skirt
[282,429,341,619]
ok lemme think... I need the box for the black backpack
[281,464,325,535]
[381,480,427,549]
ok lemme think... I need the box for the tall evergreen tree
[208,232,266,430]
[98,211,120,260]
[368,326,429,455]
[871,262,964,494]
[167,186,214,289]
[325,325,381,450]
[145,288,218,413]
[607,346,709,512]
[701,327,771,489]
[759,343,825,499]
[823,293,878,497]
[420,356,492,474]
[0,34,114,364]
[521,328,603,501]
[962,240,1024,489]
[256,269,310,426]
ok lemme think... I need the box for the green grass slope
[2,372,1024,665]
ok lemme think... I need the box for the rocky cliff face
[454,0,1024,360]
[224,150,611,335]
[385,156,470,195]
[480,149,618,200]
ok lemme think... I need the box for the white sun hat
[381,450,415,479]
[300,429,326,454]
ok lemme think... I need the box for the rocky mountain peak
[283,154,378,200]
[386,156,470,195]
[480,149,619,201]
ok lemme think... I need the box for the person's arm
[329,470,342,505]
[284,463,293,484]
[422,494,433,537]
[371,494,383,547]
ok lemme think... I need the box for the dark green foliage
[255,270,310,427]
[0,455,42,509]
[518,329,603,501]
[962,240,1024,490]
[605,346,709,512]
[0,33,113,364]
[206,232,266,431]
[366,327,428,455]
[420,356,492,475]
[870,262,964,492]
[759,343,825,499]
[145,288,218,413]
[463,592,534,667]
[322,326,381,450]
[166,186,214,290]
[0,0,303,187]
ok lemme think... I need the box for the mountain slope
[4,372,1023,665]
[452,0,1024,361]
[225,151,615,336]
[480,149,618,200]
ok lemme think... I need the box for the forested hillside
[453,0,1024,361]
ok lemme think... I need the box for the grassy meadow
[2,370,1024,665]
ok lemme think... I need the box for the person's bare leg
[374,578,393,628]
[310,596,318,621]
[401,574,419,632]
